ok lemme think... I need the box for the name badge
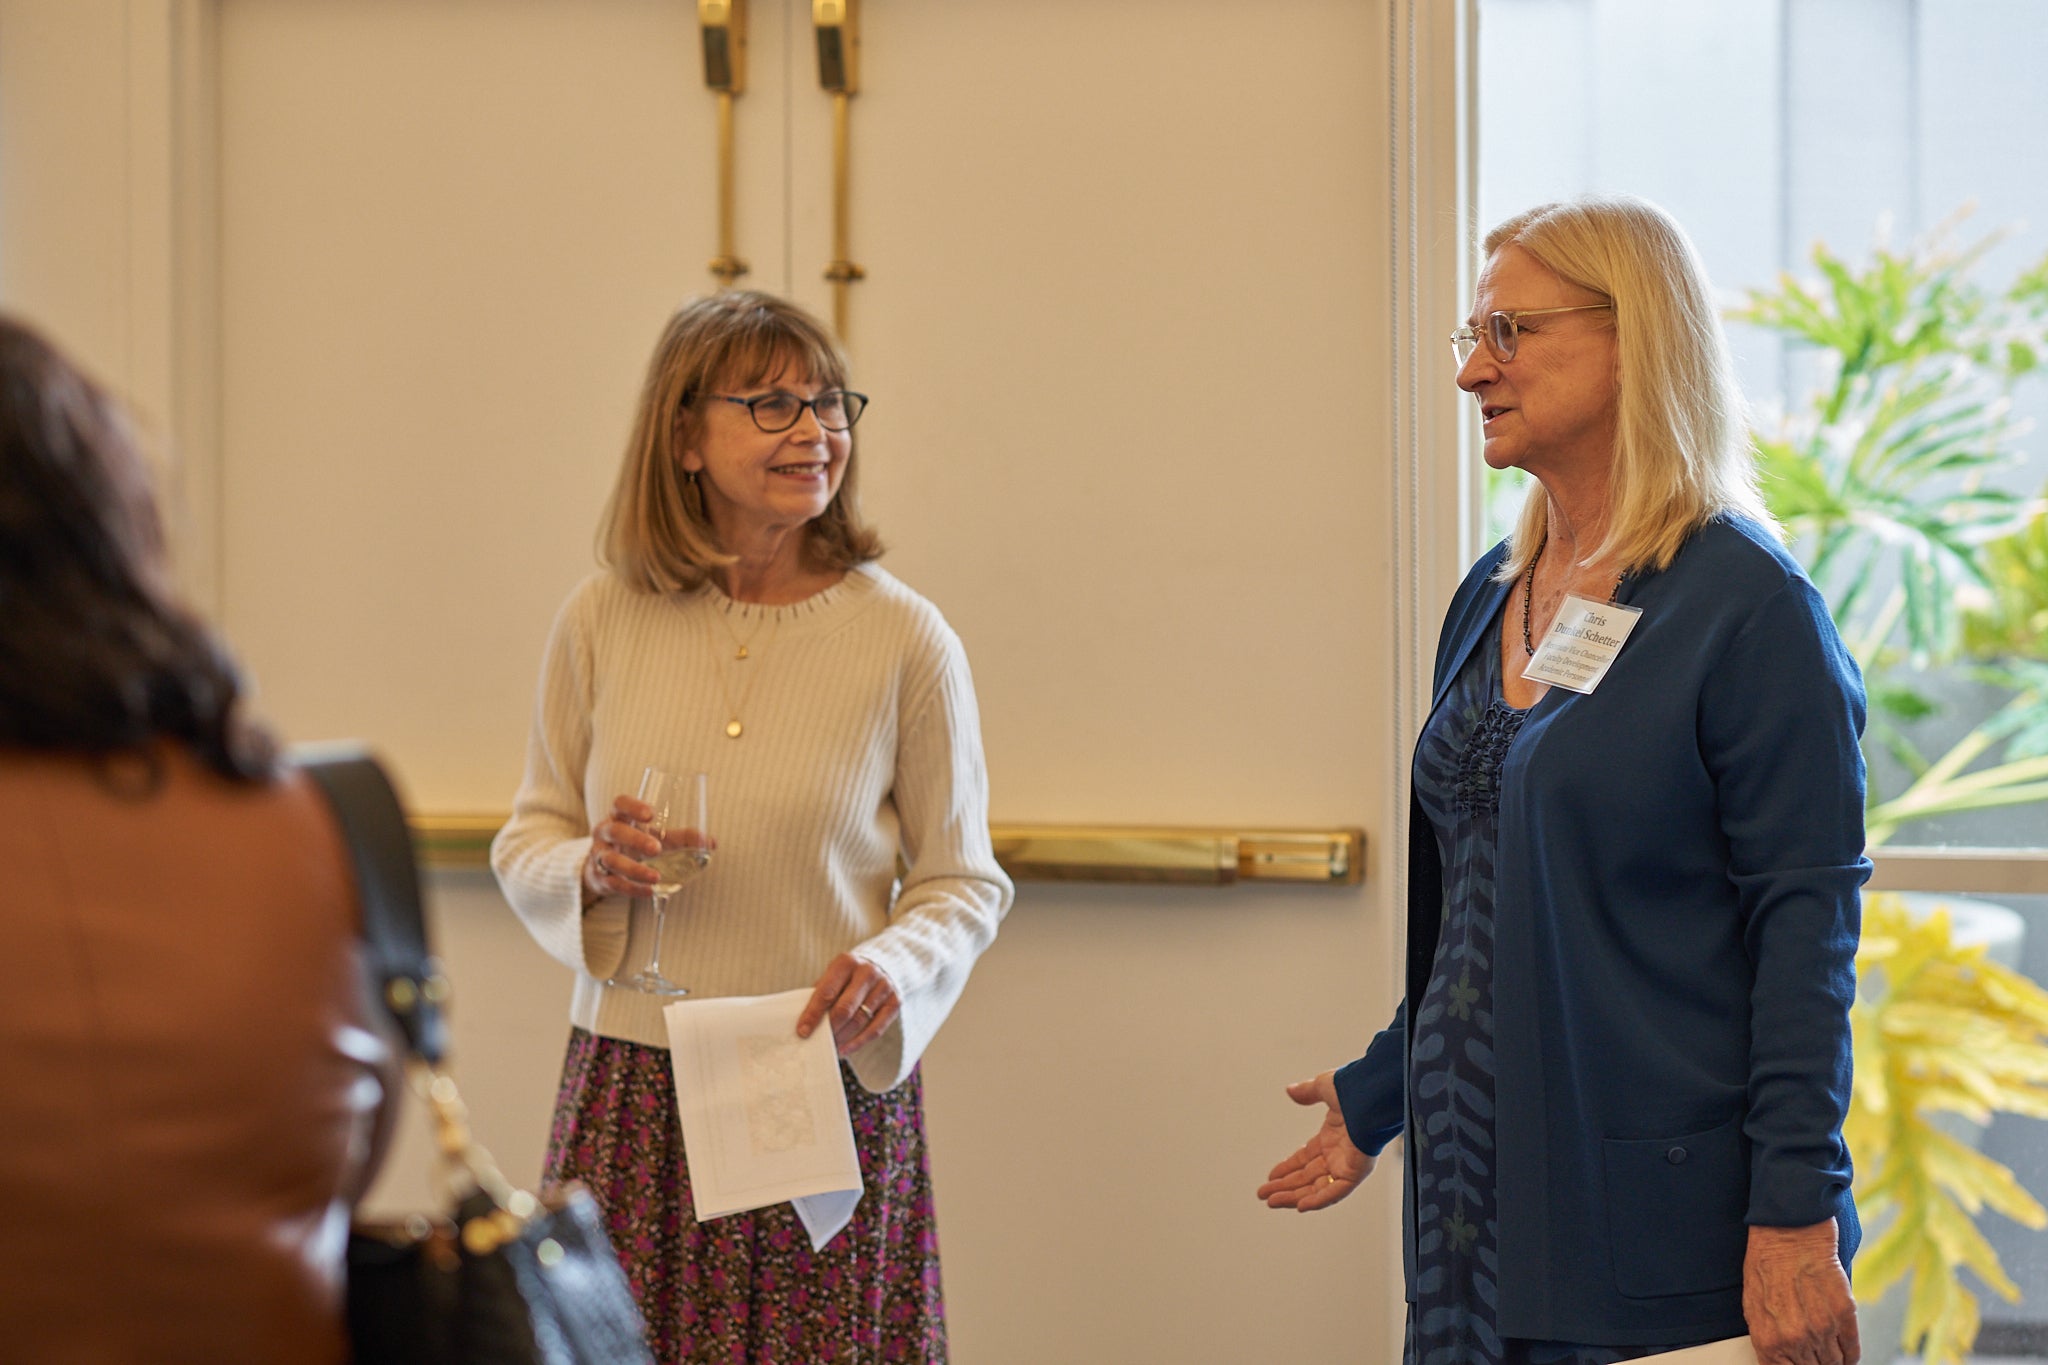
[1522,593,1642,695]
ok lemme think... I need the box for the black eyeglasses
[1450,304,1612,365]
[714,389,869,433]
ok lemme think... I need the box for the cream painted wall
[0,4,132,375]
[0,2,1465,1359]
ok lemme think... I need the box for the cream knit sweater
[490,564,1013,1093]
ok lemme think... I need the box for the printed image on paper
[738,1033,817,1156]
[664,988,864,1247]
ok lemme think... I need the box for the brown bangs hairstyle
[0,315,276,784]
[599,291,883,594]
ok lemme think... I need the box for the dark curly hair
[0,316,275,784]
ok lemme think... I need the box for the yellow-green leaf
[1851,1207,1923,1303]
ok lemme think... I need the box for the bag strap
[298,745,449,1067]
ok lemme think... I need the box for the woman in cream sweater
[492,291,1012,1364]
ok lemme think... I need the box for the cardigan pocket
[1601,1114,1748,1299]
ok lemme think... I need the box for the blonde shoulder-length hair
[1485,195,1775,581]
[599,290,883,593]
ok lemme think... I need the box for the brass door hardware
[813,0,857,92]
[989,826,1365,885]
[410,815,1364,885]
[410,815,2045,894]
[412,814,502,868]
[699,0,744,90]
[813,0,864,338]
[698,0,748,287]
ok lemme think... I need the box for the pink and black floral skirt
[542,1027,947,1365]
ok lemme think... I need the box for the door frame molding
[112,12,1472,1354]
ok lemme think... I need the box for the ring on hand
[858,1003,876,1020]
[596,853,609,876]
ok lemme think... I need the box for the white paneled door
[0,1,1463,1358]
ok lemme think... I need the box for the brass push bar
[990,826,1365,885]
[407,821,2048,892]
[409,816,1365,885]
[698,0,749,287]
[411,814,502,868]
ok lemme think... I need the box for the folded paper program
[1637,1339,1755,1363]
[664,989,864,1250]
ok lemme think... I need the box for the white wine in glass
[613,766,709,997]
[645,843,712,894]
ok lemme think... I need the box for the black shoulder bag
[301,748,654,1365]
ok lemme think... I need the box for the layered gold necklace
[710,604,780,738]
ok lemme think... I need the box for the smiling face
[681,358,853,546]
[1457,244,1620,483]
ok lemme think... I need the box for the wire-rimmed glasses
[715,389,869,433]
[1451,304,1612,365]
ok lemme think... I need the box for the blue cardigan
[1335,516,1868,1345]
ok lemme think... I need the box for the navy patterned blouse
[1405,619,1701,1365]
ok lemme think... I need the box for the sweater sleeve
[1699,574,1869,1228]
[844,627,1014,1094]
[489,588,632,982]
[1334,1004,1409,1157]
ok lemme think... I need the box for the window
[1475,2,2048,1355]
[1475,0,2048,866]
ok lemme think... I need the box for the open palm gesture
[1257,1070,1376,1211]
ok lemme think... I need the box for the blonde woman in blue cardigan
[1261,197,1867,1365]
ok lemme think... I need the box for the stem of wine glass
[643,891,671,979]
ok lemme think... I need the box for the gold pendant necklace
[710,605,780,739]
[713,603,772,661]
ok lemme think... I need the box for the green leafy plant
[1964,508,2048,660]
[1734,215,2048,1362]
[1731,213,2048,846]
[1848,895,2048,1364]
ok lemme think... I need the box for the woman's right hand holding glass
[584,795,663,902]
[584,793,719,905]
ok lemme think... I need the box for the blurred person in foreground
[0,317,394,1364]
[492,290,1012,1364]
[1259,197,1866,1365]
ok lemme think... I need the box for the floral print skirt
[543,1027,947,1365]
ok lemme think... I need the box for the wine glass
[612,767,711,997]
